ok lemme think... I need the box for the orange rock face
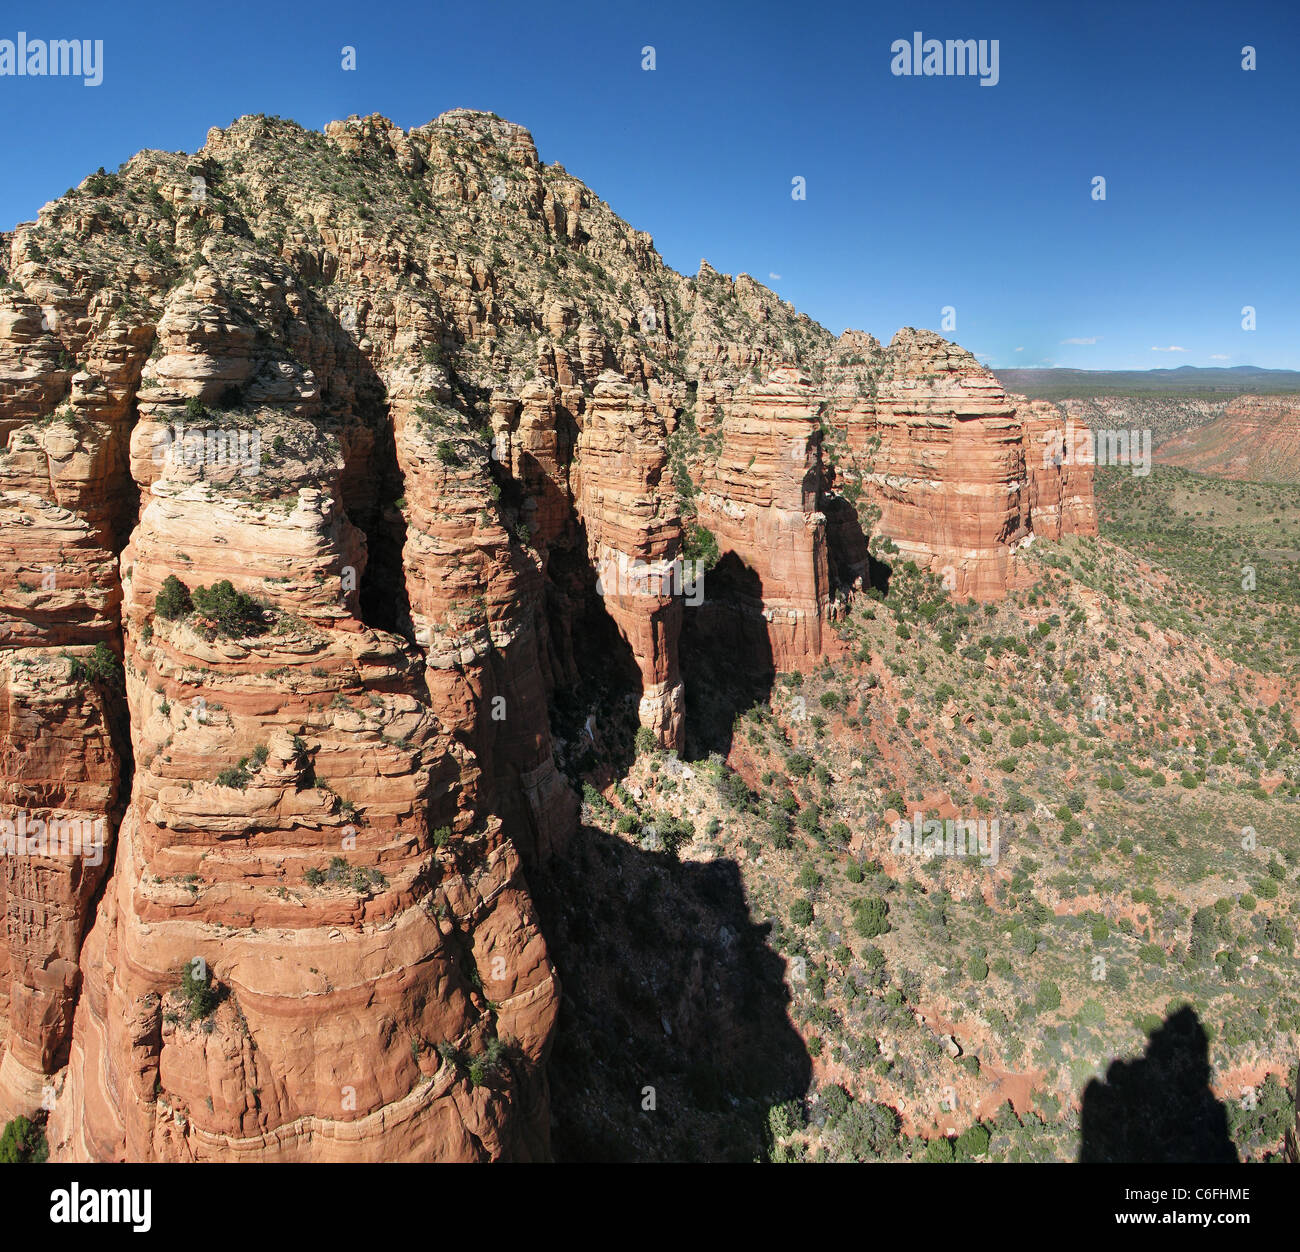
[694,368,832,672]
[0,652,120,1112]
[830,329,1097,599]
[51,281,560,1161]
[0,109,1095,1159]
[572,373,685,746]
[1020,399,1100,541]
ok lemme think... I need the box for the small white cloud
[1209,353,1230,360]
[768,272,781,280]
[1151,345,1188,352]
[1061,336,1100,345]
[1014,346,1024,352]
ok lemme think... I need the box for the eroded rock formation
[827,329,1098,599]
[0,108,1094,1159]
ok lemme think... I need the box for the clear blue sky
[2,0,1296,368]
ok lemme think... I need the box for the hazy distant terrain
[995,366,1300,400]
[1157,396,1300,484]
[1055,396,1229,449]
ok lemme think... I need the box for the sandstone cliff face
[0,108,1094,1159]
[694,368,832,671]
[61,416,561,1161]
[1020,398,1099,541]
[0,283,131,1121]
[572,372,685,747]
[826,329,1097,598]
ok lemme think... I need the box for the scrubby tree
[852,896,890,938]
[155,574,192,619]
[0,1116,48,1163]
[189,580,267,638]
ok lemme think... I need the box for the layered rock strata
[0,108,1096,1158]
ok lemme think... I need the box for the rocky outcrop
[55,309,560,1159]
[1021,399,1099,541]
[827,329,1097,598]
[0,650,120,1113]
[694,368,831,670]
[0,108,1095,1159]
[572,373,685,746]
[0,284,133,1121]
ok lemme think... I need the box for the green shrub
[924,1136,954,1163]
[180,961,217,1023]
[683,522,720,570]
[954,1123,990,1160]
[0,1116,48,1163]
[834,1101,901,1160]
[852,896,890,938]
[64,642,123,687]
[1012,927,1039,956]
[215,759,252,789]
[155,573,192,619]
[190,580,267,638]
[786,753,813,778]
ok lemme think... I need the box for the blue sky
[2,0,1296,368]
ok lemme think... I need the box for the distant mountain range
[993,365,1300,399]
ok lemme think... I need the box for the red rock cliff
[0,110,1094,1158]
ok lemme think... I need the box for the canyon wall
[0,109,1094,1159]
[827,329,1097,599]
[1157,394,1300,483]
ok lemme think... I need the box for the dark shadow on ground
[543,533,643,784]
[533,822,811,1161]
[680,552,775,760]
[823,495,891,598]
[1079,1005,1238,1163]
